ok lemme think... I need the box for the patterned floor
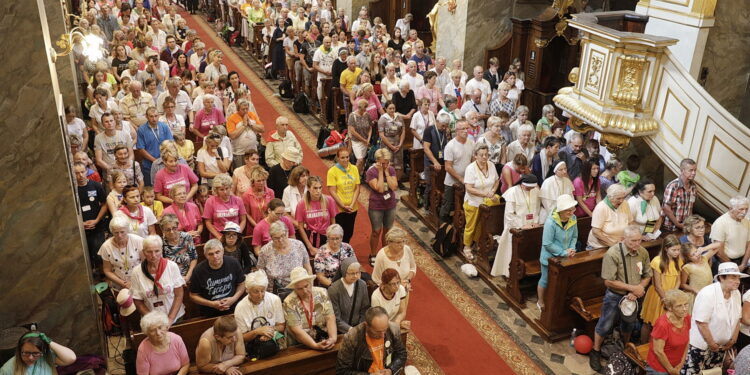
[227,45,601,374]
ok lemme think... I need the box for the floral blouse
[162,232,197,276]
[283,287,334,333]
[313,242,355,280]
[257,239,310,286]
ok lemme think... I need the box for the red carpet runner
[182,12,536,374]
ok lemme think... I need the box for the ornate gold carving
[585,52,604,93]
[535,38,549,48]
[599,133,632,151]
[568,67,580,84]
[554,87,659,135]
[611,55,648,107]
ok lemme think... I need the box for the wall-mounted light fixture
[49,26,105,63]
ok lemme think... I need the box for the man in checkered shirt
[661,158,697,232]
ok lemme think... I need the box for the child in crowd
[107,171,128,215]
[173,130,196,169]
[195,185,210,214]
[680,242,717,312]
[73,151,102,183]
[141,186,164,219]
[640,234,684,341]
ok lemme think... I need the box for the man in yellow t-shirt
[339,56,362,112]
[327,148,360,243]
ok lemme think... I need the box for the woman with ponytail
[130,235,186,325]
[295,176,337,256]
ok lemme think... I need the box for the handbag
[245,317,281,359]
[272,278,292,301]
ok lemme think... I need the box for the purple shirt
[366,165,398,210]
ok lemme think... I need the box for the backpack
[317,125,332,150]
[603,351,638,375]
[432,222,458,257]
[292,92,310,113]
[278,80,294,99]
[229,31,241,46]
[97,287,121,336]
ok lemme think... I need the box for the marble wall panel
[45,0,80,108]
[0,0,104,357]
[462,0,514,71]
[700,1,750,121]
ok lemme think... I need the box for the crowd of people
[45,0,750,375]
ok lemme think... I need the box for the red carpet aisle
[182,12,545,375]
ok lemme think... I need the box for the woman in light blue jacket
[537,194,579,311]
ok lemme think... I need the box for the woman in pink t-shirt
[203,174,247,238]
[191,94,226,143]
[162,183,203,243]
[295,176,338,255]
[241,165,275,234]
[252,198,296,254]
[154,150,199,205]
[136,311,189,375]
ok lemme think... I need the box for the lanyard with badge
[435,128,446,159]
[301,293,315,333]
[523,189,534,222]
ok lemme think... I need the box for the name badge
[437,151,443,159]
[383,193,391,200]
[526,213,534,221]
[82,205,92,212]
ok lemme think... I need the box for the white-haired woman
[131,235,186,325]
[539,160,574,223]
[191,94,226,144]
[587,184,632,249]
[203,174,247,239]
[258,221,312,292]
[506,123,535,163]
[380,63,400,103]
[234,270,286,343]
[535,104,558,141]
[99,216,144,291]
[509,105,534,142]
[391,80,417,121]
[372,228,416,291]
[462,143,501,261]
[136,311,190,375]
[313,224,356,287]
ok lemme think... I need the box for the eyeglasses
[21,352,43,358]
[162,227,178,232]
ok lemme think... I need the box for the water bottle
[570,328,577,347]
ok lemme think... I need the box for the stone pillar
[46,0,81,109]
[461,0,514,71]
[635,0,716,79]
[0,0,105,357]
[435,0,468,67]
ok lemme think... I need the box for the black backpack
[292,93,310,113]
[317,125,331,150]
[432,222,458,257]
[278,80,294,99]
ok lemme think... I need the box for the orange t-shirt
[366,334,385,373]
[226,111,262,134]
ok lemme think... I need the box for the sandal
[462,247,475,261]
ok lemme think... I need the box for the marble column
[435,0,468,67]
[698,0,750,120]
[0,0,105,358]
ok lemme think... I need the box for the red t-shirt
[647,313,691,372]
[154,164,199,195]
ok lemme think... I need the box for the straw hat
[281,147,303,164]
[285,267,316,289]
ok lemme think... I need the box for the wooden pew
[425,166,446,232]
[400,149,424,212]
[131,316,217,362]
[624,342,648,374]
[451,183,466,238]
[319,78,332,125]
[505,217,593,306]
[474,203,505,274]
[537,240,663,341]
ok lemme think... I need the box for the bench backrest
[539,239,664,336]
[131,316,219,363]
[511,216,593,265]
